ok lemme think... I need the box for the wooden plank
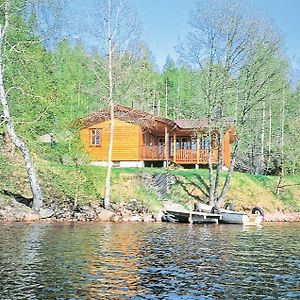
[173,133,176,163]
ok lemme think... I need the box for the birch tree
[0,0,43,210]
[181,0,283,208]
[92,0,141,209]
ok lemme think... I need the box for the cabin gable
[80,119,142,161]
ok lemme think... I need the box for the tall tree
[0,0,43,210]
[181,0,284,207]
[92,0,141,209]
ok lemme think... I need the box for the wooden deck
[165,210,222,224]
[164,209,263,225]
[140,145,218,164]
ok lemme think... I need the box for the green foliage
[0,1,300,213]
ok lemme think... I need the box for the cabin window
[201,136,210,150]
[158,138,165,145]
[181,138,191,149]
[90,129,101,146]
[191,138,197,151]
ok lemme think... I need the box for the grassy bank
[0,152,299,213]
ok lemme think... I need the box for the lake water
[0,222,299,299]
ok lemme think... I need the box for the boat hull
[220,211,263,225]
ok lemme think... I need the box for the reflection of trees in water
[86,223,144,299]
[1,223,299,299]
[0,223,145,299]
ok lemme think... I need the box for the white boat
[220,210,263,225]
[195,203,264,226]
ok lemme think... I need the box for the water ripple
[0,223,299,299]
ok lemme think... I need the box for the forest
[0,0,300,213]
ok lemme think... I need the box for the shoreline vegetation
[1,155,299,223]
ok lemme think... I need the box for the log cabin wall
[79,120,142,161]
[223,130,231,168]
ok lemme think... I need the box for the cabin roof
[175,119,209,129]
[76,105,175,134]
[77,105,235,136]
[175,119,235,129]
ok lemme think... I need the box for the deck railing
[140,145,165,161]
[141,145,218,164]
[175,149,197,162]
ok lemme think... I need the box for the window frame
[90,128,101,146]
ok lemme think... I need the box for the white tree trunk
[165,78,168,118]
[207,125,214,206]
[0,2,43,211]
[0,72,43,210]
[213,131,223,202]
[266,105,272,171]
[260,100,265,173]
[280,90,285,175]
[217,138,240,207]
[103,0,114,210]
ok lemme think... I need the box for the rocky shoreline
[264,212,300,222]
[0,198,299,223]
[0,198,159,223]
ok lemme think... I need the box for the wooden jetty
[164,210,222,224]
[164,209,263,225]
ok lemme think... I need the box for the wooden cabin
[78,105,235,168]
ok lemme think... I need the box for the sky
[132,0,300,75]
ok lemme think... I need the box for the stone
[111,214,121,222]
[39,208,54,219]
[155,211,164,222]
[6,216,17,222]
[129,215,142,222]
[143,214,154,222]
[97,209,114,221]
[23,213,40,222]
[75,213,86,222]
[80,205,92,212]
[15,213,25,221]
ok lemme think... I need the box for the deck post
[173,133,176,163]
[196,135,200,164]
[164,126,169,163]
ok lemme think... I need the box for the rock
[155,211,164,222]
[15,213,25,221]
[143,214,154,222]
[80,205,91,212]
[78,205,96,220]
[92,204,103,214]
[39,208,54,219]
[111,214,121,222]
[120,209,132,218]
[129,215,142,222]
[74,213,86,222]
[6,216,17,222]
[97,209,114,221]
[23,213,40,222]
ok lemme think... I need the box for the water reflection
[0,222,299,299]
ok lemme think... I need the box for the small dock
[164,210,222,224]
